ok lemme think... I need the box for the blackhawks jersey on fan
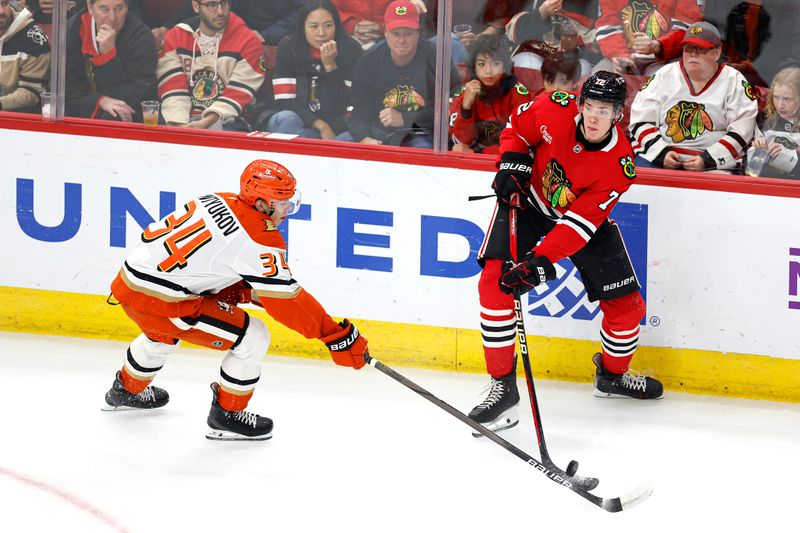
[497,91,637,264]
[449,76,532,154]
[111,193,339,340]
[629,61,759,170]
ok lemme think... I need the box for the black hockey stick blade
[364,354,653,512]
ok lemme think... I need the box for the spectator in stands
[449,34,531,154]
[24,0,79,25]
[230,0,304,46]
[703,0,800,88]
[746,67,800,179]
[65,0,156,122]
[332,0,426,49]
[128,0,193,50]
[629,21,758,172]
[538,49,581,93]
[0,0,50,114]
[265,0,361,139]
[593,0,702,76]
[338,0,458,148]
[506,0,600,77]
[156,0,266,130]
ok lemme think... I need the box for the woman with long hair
[266,0,362,139]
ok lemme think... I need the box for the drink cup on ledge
[40,91,51,119]
[141,100,160,127]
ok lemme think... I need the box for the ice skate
[468,369,520,437]
[102,371,169,411]
[206,383,273,441]
[593,353,663,400]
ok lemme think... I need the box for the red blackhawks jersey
[497,91,637,264]
[110,193,340,341]
[595,0,702,59]
[449,76,532,154]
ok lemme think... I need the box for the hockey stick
[507,196,599,491]
[364,354,653,512]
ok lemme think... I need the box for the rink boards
[1,125,799,402]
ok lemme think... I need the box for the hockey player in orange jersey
[103,159,369,441]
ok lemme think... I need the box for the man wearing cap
[339,0,459,148]
[629,21,758,172]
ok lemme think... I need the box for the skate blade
[593,389,664,400]
[471,407,520,438]
[206,429,272,441]
[101,404,146,412]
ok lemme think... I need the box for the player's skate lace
[231,410,258,428]
[137,387,156,402]
[477,379,505,408]
[619,371,647,392]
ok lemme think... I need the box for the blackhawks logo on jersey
[621,1,668,45]
[664,101,713,143]
[383,84,425,112]
[742,80,757,101]
[640,75,654,91]
[542,159,575,208]
[550,91,575,107]
[619,155,636,179]
[515,83,529,96]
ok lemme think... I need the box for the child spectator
[449,34,532,154]
[747,67,800,179]
[266,0,362,139]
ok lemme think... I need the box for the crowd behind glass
[2,0,799,179]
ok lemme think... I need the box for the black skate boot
[103,371,169,411]
[468,368,520,437]
[593,353,663,400]
[206,383,273,441]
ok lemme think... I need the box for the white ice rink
[1,331,798,532]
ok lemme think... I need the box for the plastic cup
[141,100,160,127]
[453,23,472,37]
[560,20,578,52]
[745,148,770,177]
[40,91,51,119]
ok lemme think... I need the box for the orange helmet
[239,160,299,213]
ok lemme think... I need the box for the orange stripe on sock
[218,387,254,412]
[120,367,151,394]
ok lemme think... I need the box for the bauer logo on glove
[499,254,556,295]
[321,319,368,369]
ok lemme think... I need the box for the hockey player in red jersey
[469,71,663,434]
[103,159,369,441]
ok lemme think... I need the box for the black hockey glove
[499,253,556,295]
[492,152,533,208]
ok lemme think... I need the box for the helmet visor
[274,189,302,216]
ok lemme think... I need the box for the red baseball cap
[384,0,420,31]
[681,21,722,49]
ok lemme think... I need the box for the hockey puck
[566,460,579,477]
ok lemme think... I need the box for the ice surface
[1,331,798,531]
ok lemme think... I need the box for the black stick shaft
[508,200,551,459]
[364,354,635,512]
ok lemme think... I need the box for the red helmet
[239,160,297,210]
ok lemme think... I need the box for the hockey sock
[120,366,152,394]
[217,385,254,412]
[479,259,517,377]
[599,292,646,374]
